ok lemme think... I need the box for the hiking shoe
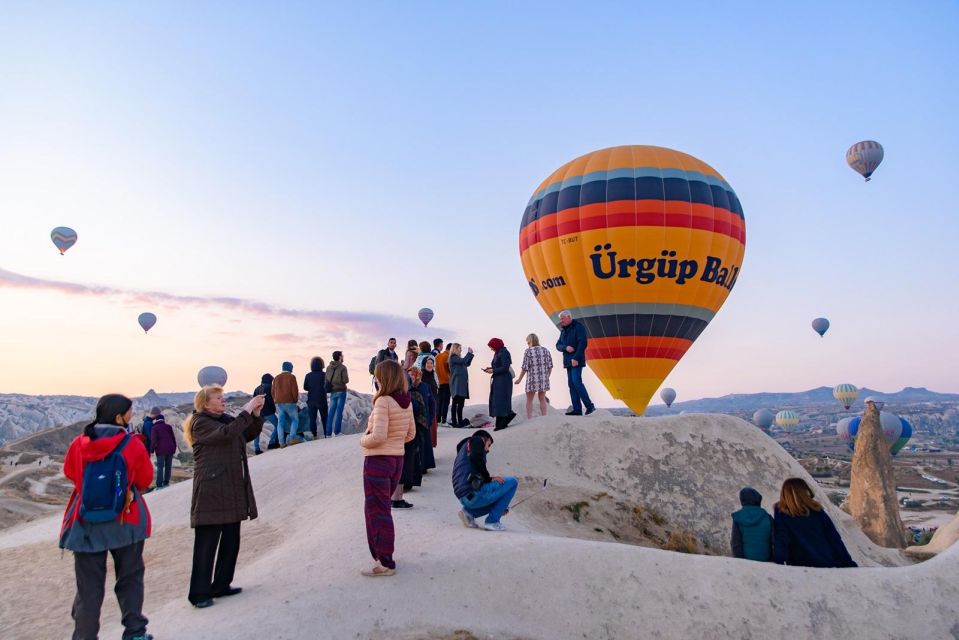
[392,500,414,509]
[193,598,214,608]
[585,406,596,415]
[458,509,478,529]
[483,521,507,532]
[564,410,583,416]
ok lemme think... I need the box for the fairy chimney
[846,401,908,547]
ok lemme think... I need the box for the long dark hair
[84,394,133,439]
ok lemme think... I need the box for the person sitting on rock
[731,487,773,561]
[773,478,857,568]
[451,430,517,532]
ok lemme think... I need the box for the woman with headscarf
[398,367,427,498]
[483,338,517,431]
[60,394,155,640]
[184,386,265,608]
[420,355,440,452]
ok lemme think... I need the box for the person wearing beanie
[482,338,516,431]
[272,362,300,447]
[138,407,161,453]
[149,414,178,488]
[730,487,773,561]
[253,373,277,453]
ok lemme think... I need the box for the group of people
[730,478,857,567]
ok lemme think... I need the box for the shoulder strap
[113,433,133,455]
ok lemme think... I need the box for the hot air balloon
[776,410,800,430]
[833,383,858,410]
[891,417,912,456]
[660,387,676,408]
[863,395,885,411]
[846,140,884,182]
[197,365,228,387]
[811,317,830,337]
[519,146,746,416]
[417,307,434,327]
[137,312,157,333]
[836,412,903,452]
[50,227,78,255]
[753,408,775,432]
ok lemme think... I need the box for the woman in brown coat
[184,385,265,608]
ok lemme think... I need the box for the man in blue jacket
[451,430,517,532]
[555,310,595,416]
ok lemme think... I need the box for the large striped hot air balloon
[776,410,800,430]
[519,146,745,415]
[846,140,884,182]
[891,417,912,455]
[833,383,858,410]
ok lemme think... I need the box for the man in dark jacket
[254,373,277,453]
[555,310,595,416]
[451,430,517,531]
[375,338,399,365]
[303,357,329,439]
[731,487,773,561]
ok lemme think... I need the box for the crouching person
[451,430,517,531]
[731,487,773,561]
[60,394,155,640]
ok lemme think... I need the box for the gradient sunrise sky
[1,2,957,406]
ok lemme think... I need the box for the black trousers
[72,541,148,640]
[308,401,329,437]
[451,395,466,426]
[438,384,451,423]
[189,522,241,604]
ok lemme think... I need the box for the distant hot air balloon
[50,227,78,255]
[417,307,434,327]
[833,383,858,410]
[863,395,885,411]
[660,388,676,408]
[775,410,800,430]
[846,140,884,182]
[891,417,913,456]
[811,317,830,337]
[197,365,228,387]
[519,146,746,416]
[753,408,775,432]
[137,312,157,333]
[836,412,903,452]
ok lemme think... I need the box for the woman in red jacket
[59,394,155,640]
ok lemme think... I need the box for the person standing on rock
[555,310,595,416]
[773,478,857,568]
[325,351,349,437]
[515,333,553,419]
[60,393,155,640]
[401,339,419,373]
[253,373,277,453]
[435,343,452,425]
[448,343,474,428]
[451,429,517,532]
[184,385,265,608]
[149,413,177,488]
[272,362,300,447]
[483,338,516,431]
[730,487,773,561]
[360,360,417,576]
[375,337,399,366]
[303,356,329,439]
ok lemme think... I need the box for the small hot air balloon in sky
[776,410,800,430]
[811,317,830,337]
[417,308,434,327]
[137,312,157,333]
[833,383,858,410]
[836,412,903,452]
[660,387,676,408]
[519,145,746,415]
[891,417,912,456]
[753,408,775,432]
[198,365,228,387]
[863,395,885,411]
[846,140,884,182]
[50,227,78,255]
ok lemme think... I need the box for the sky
[1,2,957,406]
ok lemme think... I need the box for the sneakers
[483,521,507,532]
[585,406,596,415]
[458,509,478,529]
[391,500,414,509]
[564,410,583,416]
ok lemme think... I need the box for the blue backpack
[80,434,132,523]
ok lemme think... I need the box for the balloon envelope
[197,366,228,387]
[519,146,746,415]
[775,410,800,429]
[50,227,78,255]
[811,317,830,337]
[660,387,676,407]
[833,383,858,410]
[891,418,913,456]
[846,140,884,182]
[137,312,157,333]
[753,408,775,430]
[838,412,903,452]
[417,307,434,327]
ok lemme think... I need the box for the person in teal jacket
[731,487,773,561]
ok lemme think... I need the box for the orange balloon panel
[520,145,746,415]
